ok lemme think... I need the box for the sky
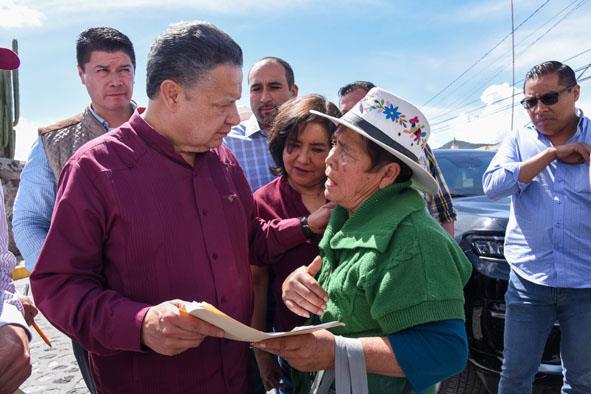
[1,0,591,160]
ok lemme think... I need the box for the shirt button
[212,253,218,260]
[202,209,208,216]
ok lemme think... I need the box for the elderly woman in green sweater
[254,88,472,393]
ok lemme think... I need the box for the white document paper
[181,301,344,342]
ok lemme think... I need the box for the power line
[426,1,575,120]
[429,52,591,126]
[430,62,591,132]
[516,0,588,56]
[564,47,591,62]
[422,0,551,107]
[427,0,586,118]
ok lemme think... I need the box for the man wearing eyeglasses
[483,61,591,394]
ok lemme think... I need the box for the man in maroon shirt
[30,22,329,394]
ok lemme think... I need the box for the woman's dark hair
[364,138,413,184]
[268,94,341,176]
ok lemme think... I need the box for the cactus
[0,39,19,159]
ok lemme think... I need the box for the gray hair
[146,21,243,98]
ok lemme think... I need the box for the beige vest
[39,107,106,182]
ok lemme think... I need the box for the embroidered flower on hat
[309,86,437,193]
[404,116,427,147]
[360,96,409,126]
[383,104,401,122]
[358,93,428,147]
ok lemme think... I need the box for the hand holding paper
[141,300,223,356]
[253,329,337,372]
[181,301,343,343]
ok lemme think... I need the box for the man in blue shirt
[483,61,591,394]
[12,27,136,394]
[225,57,298,191]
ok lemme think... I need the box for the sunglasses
[520,84,575,110]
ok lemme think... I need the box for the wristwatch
[300,216,314,239]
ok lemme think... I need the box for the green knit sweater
[314,181,472,393]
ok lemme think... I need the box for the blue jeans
[499,270,591,394]
[72,339,96,394]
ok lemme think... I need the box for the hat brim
[0,48,20,70]
[311,109,437,194]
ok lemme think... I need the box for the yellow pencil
[31,320,52,347]
[23,283,52,347]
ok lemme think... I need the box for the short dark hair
[338,81,376,97]
[364,138,412,183]
[268,94,340,176]
[523,61,577,91]
[77,27,135,70]
[252,57,295,88]
[146,21,243,99]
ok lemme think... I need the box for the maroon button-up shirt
[30,110,304,394]
[253,175,321,332]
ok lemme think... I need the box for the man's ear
[378,162,401,189]
[159,80,183,112]
[290,83,299,97]
[572,84,581,102]
[77,66,85,85]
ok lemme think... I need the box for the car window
[435,150,495,197]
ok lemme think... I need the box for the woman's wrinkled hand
[254,329,335,372]
[282,256,328,318]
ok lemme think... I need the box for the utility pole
[510,0,516,131]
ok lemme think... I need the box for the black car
[434,149,562,394]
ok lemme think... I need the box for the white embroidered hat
[310,87,437,193]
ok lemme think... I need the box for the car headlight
[461,234,509,280]
[472,237,504,258]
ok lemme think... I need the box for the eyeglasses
[520,84,575,110]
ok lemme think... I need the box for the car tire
[437,363,488,394]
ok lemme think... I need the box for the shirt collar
[129,108,191,167]
[243,114,267,137]
[88,101,138,131]
[573,108,587,139]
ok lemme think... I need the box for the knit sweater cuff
[378,300,465,334]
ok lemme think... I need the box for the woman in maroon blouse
[251,94,340,392]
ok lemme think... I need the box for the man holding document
[30,21,329,393]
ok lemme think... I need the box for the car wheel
[437,363,488,394]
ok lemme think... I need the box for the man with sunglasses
[483,61,591,394]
